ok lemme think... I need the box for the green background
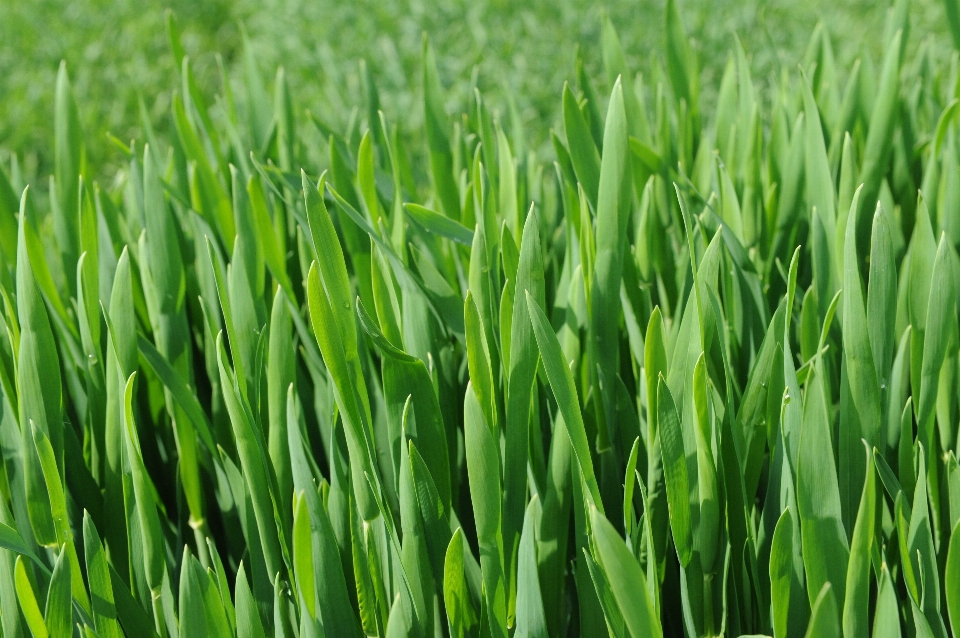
[0,0,951,178]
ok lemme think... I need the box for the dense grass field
[2,0,960,636]
[1,0,953,177]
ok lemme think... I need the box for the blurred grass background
[0,0,951,180]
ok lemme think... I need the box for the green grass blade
[404,203,474,245]
[664,0,698,121]
[906,446,949,637]
[718,158,745,241]
[525,291,603,511]
[515,496,548,638]
[692,354,719,576]
[804,582,839,638]
[120,373,165,596]
[421,35,459,221]
[562,83,601,211]
[770,507,798,638]
[17,189,63,546]
[408,441,454,585]
[290,482,314,620]
[179,547,209,638]
[917,235,956,434]
[872,563,902,638]
[465,291,496,433]
[172,91,234,243]
[286,387,361,637]
[655,375,693,568]
[0,521,46,575]
[443,528,477,637]
[236,562,267,638]
[946,521,960,638]
[841,187,881,527]
[267,287,295,520]
[857,30,901,216]
[359,299,451,511]
[398,421,435,637]
[591,77,632,452]
[504,207,546,578]
[497,125,519,236]
[136,335,216,455]
[142,146,183,315]
[306,259,379,520]
[867,203,896,408]
[842,443,876,638]
[0,159,19,263]
[463,382,507,635]
[44,544,72,637]
[53,61,83,287]
[82,513,122,638]
[247,175,292,293]
[589,506,663,638]
[601,16,651,144]
[15,555,48,638]
[29,421,68,551]
[108,564,159,638]
[215,333,285,582]
[797,366,849,608]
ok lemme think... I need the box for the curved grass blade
[404,203,473,245]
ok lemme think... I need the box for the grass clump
[1,0,960,636]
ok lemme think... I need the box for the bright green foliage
[4,2,960,637]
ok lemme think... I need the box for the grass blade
[656,375,693,568]
[525,291,603,511]
[589,506,663,638]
